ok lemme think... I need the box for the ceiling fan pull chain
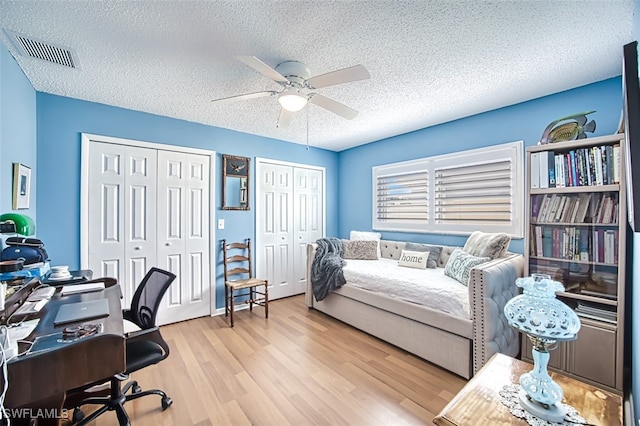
[306,105,310,151]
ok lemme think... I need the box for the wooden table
[433,353,622,425]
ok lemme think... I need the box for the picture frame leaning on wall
[12,163,31,210]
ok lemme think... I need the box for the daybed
[305,236,524,379]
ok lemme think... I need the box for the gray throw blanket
[311,238,346,301]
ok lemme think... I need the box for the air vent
[3,29,78,68]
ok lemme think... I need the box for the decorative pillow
[350,230,382,258]
[342,240,378,260]
[444,248,490,286]
[398,250,429,269]
[404,242,443,269]
[463,231,511,260]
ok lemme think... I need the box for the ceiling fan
[212,56,370,128]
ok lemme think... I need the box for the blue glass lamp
[503,274,581,422]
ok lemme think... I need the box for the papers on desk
[8,319,39,342]
[60,282,105,296]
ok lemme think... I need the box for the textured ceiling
[0,1,635,151]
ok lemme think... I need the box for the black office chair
[71,267,176,425]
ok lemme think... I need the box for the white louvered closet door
[87,142,157,308]
[156,151,211,324]
[86,141,211,325]
[256,159,325,299]
[256,162,294,300]
[293,167,324,295]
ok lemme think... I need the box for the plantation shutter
[372,141,523,237]
[434,159,513,224]
[376,171,429,222]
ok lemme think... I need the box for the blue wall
[338,78,623,254]
[0,42,37,223]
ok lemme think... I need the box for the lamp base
[518,389,567,423]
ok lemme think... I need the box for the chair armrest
[122,309,136,324]
[126,326,170,358]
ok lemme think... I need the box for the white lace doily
[499,384,587,425]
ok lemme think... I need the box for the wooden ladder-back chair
[222,238,269,327]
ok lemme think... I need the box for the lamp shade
[278,88,308,112]
[0,213,35,236]
[504,273,581,342]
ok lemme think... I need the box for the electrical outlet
[217,219,225,230]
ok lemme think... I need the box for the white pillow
[398,250,429,269]
[350,230,382,258]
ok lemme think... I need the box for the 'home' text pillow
[398,249,429,269]
[404,242,443,269]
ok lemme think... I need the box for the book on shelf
[534,143,620,189]
[538,151,555,188]
[569,196,582,222]
[542,227,553,257]
[531,225,619,263]
[540,151,549,188]
[546,151,556,187]
[554,196,567,222]
[575,301,617,324]
[613,144,621,183]
[555,154,565,187]
[560,196,576,223]
[580,289,617,300]
[530,152,540,189]
[531,194,544,221]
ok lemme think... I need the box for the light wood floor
[88,295,466,425]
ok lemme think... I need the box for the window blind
[372,141,523,237]
[376,170,429,222]
[435,159,513,223]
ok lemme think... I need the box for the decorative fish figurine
[539,111,596,144]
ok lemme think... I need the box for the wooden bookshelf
[524,133,626,393]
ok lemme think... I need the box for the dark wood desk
[5,285,125,409]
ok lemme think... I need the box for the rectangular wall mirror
[222,154,250,210]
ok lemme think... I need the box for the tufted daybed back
[378,240,457,268]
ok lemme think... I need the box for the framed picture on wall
[12,163,31,210]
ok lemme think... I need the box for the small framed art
[12,163,31,210]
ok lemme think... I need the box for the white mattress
[342,257,470,318]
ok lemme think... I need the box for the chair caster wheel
[161,396,173,410]
[132,385,142,393]
[72,408,85,424]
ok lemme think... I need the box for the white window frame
[372,141,524,238]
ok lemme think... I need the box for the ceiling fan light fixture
[278,88,308,112]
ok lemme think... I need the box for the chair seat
[226,277,268,290]
[126,340,165,373]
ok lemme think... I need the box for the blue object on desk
[0,262,50,281]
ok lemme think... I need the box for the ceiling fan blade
[277,108,293,128]
[308,94,358,120]
[211,91,277,105]
[306,64,370,89]
[234,56,289,84]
